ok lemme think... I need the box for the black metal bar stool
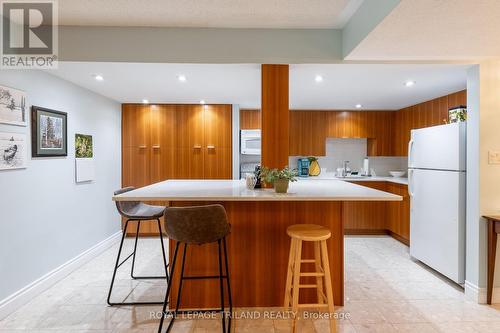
[158,204,232,333]
[107,187,169,306]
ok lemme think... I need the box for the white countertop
[299,174,408,185]
[113,179,402,202]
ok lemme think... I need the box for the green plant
[260,166,298,184]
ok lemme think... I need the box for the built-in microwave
[240,129,261,155]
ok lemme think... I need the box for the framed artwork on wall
[31,106,67,157]
[0,132,27,170]
[0,85,27,126]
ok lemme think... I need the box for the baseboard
[465,280,500,304]
[387,231,410,246]
[0,230,122,320]
[344,229,388,235]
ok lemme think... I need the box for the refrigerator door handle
[408,169,415,197]
[408,139,414,167]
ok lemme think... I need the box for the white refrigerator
[408,122,466,284]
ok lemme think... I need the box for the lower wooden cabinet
[343,181,410,245]
[386,183,410,244]
[343,182,388,233]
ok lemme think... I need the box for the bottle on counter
[254,165,262,188]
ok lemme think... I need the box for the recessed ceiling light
[315,75,323,83]
[355,104,362,109]
[93,74,104,81]
[199,100,206,105]
[405,80,416,87]
[142,99,149,104]
[178,75,187,82]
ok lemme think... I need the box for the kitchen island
[113,179,401,308]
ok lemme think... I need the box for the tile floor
[1,236,500,332]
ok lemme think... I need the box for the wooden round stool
[284,224,337,333]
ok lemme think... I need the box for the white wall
[465,61,500,303]
[0,70,121,302]
[289,138,406,176]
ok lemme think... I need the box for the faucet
[342,161,350,177]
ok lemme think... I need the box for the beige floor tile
[2,236,500,333]
[352,323,397,332]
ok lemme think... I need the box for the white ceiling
[346,0,500,60]
[49,62,468,110]
[58,0,363,29]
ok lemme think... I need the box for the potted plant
[260,166,298,193]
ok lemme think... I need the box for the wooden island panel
[167,200,344,308]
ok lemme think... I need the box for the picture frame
[0,132,27,170]
[0,85,28,126]
[31,106,67,157]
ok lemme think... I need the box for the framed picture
[31,106,67,157]
[75,133,93,158]
[0,85,27,126]
[0,132,27,170]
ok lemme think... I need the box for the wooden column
[261,64,289,169]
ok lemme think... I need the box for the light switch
[488,151,500,164]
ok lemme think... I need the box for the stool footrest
[301,259,316,263]
[299,284,319,289]
[300,272,324,277]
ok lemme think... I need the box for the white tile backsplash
[289,138,407,177]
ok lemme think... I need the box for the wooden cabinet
[386,183,410,244]
[240,109,261,129]
[343,181,388,233]
[122,103,232,235]
[393,90,466,156]
[343,181,410,245]
[289,111,327,156]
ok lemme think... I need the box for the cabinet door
[150,105,176,183]
[122,104,150,148]
[174,147,204,179]
[204,147,232,179]
[204,105,232,149]
[386,183,410,243]
[289,111,326,156]
[343,181,387,232]
[175,105,204,149]
[122,146,150,188]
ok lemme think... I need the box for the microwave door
[241,137,261,155]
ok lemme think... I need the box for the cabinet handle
[138,145,147,149]
[193,145,202,149]
[207,145,215,149]
[152,145,160,149]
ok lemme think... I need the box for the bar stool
[158,204,232,333]
[107,187,169,306]
[284,224,337,333]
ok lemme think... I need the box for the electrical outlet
[488,151,500,164]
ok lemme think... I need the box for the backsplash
[289,138,407,177]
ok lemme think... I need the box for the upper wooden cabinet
[122,103,232,186]
[290,110,394,157]
[394,90,466,156]
[204,105,232,148]
[289,111,327,156]
[240,109,261,129]
[122,104,151,148]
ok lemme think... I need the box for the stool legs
[320,240,336,333]
[107,218,169,306]
[284,238,337,333]
[158,239,232,333]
